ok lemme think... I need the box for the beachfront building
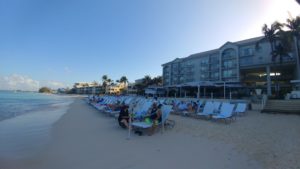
[126,83,138,95]
[73,82,103,95]
[145,86,165,97]
[105,82,127,95]
[162,36,299,98]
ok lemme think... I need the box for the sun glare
[242,0,300,40]
[268,0,300,23]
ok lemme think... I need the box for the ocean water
[0,91,74,159]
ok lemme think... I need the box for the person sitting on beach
[148,102,158,115]
[108,100,122,111]
[148,104,162,135]
[118,105,130,129]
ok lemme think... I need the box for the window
[210,55,219,63]
[242,48,254,56]
[210,71,219,79]
[222,49,236,60]
[222,69,237,78]
[210,63,219,70]
[240,57,253,66]
[223,60,236,68]
[256,45,263,53]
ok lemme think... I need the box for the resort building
[162,36,299,98]
[145,86,165,97]
[105,82,127,95]
[73,82,102,94]
[126,83,138,95]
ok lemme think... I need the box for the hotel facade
[162,36,299,98]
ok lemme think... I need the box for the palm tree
[101,75,109,93]
[258,22,283,97]
[107,79,112,85]
[285,16,300,79]
[152,76,163,86]
[262,21,283,61]
[120,76,128,84]
[102,75,108,82]
[143,75,152,87]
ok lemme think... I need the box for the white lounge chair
[212,103,235,123]
[196,100,203,113]
[197,101,214,118]
[130,105,173,135]
[212,101,221,113]
[234,103,247,116]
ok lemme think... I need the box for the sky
[0,0,300,91]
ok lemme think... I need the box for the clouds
[0,74,40,91]
[0,74,67,91]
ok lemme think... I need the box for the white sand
[2,99,300,169]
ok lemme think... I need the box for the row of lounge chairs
[86,95,175,135]
[173,100,248,123]
[87,95,248,129]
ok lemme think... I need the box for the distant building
[135,78,144,85]
[145,86,165,96]
[126,83,138,95]
[73,82,102,95]
[105,82,127,95]
[57,88,67,94]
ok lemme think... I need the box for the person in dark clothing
[118,105,130,129]
[149,104,162,122]
[148,104,163,135]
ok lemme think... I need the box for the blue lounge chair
[129,105,173,135]
[197,101,214,118]
[212,103,235,123]
[234,103,247,116]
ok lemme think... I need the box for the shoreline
[0,97,75,161]
[2,98,300,169]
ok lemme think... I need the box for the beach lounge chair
[212,101,221,113]
[234,103,247,116]
[130,105,173,135]
[195,100,203,113]
[212,103,235,123]
[132,100,153,120]
[196,101,214,118]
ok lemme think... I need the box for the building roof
[234,36,264,46]
[161,36,265,66]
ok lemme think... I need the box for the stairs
[261,100,300,114]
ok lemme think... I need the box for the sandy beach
[2,98,300,169]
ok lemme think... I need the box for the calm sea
[0,91,74,159]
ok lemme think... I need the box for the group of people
[118,102,162,136]
[172,100,199,116]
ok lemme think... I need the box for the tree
[273,43,291,62]
[120,76,128,84]
[257,21,283,97]
[151,76,163,86]
[101,75,108,88]
[285,16,300,79]
[261,21,283,61]
[107,78,112,85]
[39,87,52,93]
[142,75,152,86]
